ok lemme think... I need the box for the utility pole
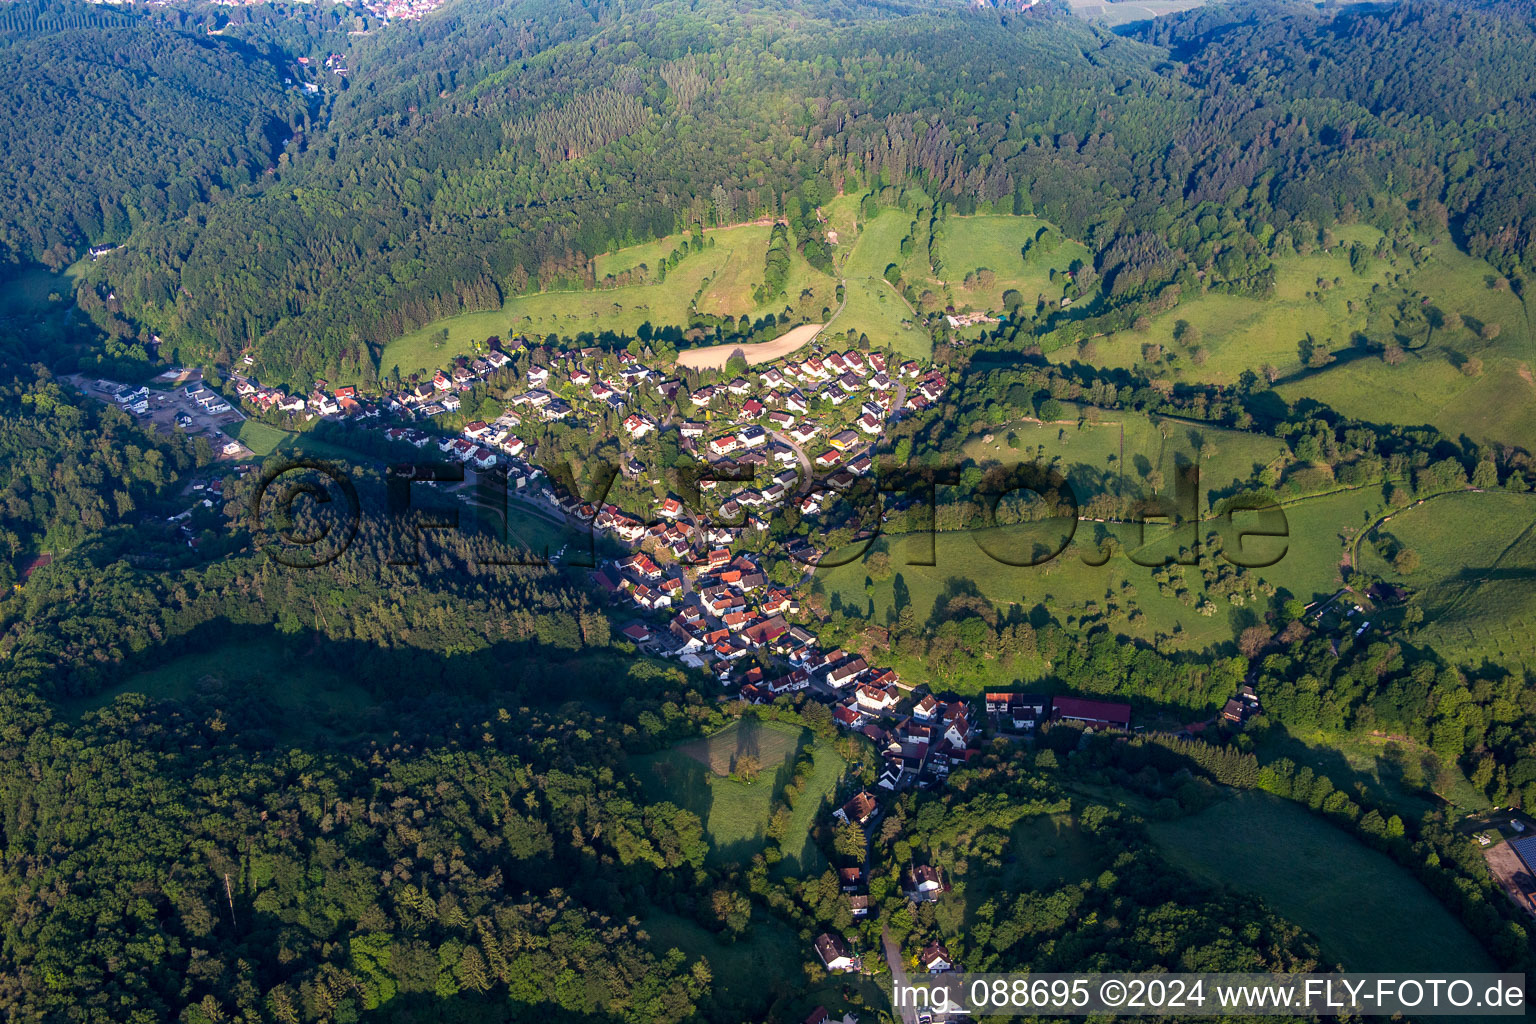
[223,872,237,928]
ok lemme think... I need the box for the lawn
[633,717,812,866]
[816,522,1244,663]
[0,266,71,314]
[1358,490,1536,587]
[1266,486,1384,600]
[642,912,800,1008]
[1255,725,1489,819]
[958,406,1288,514]
[1403,495,1536,669]
[231,419,291,456]
[813,478,1383,669]
[1149,790,1495,972]
[1000,811,1101,891]
[812,408,1364,666]
[377,223,835,382]
[62,637,379,745]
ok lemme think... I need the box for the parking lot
[70,373,255,458]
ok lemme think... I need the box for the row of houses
[983,692,1133,733]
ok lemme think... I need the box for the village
[73,326,1275,1016]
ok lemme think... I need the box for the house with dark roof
[919,941,953,974]
[1050,696,1131,731]
[813,933,856,972]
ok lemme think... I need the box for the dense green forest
[0,0,304,268]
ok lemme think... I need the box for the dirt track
[674,322,823,370]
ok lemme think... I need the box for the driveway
[883,927,917,1024]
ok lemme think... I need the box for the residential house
[919,941,953,974]
[1051,696,1132,731]
[909,864,944,897]
[813,933,856,973]
[833,790,878,827]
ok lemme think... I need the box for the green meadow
[378,197,1101,376]
[0,265,73,314]
[1149,790,1495,972]
[1391,492,1536,667]
[958,406,1289,512]
[231,418,290,456]
[777,739,847,875]
[815,484,1383,670]
[641,913,801,1010]
[632,717,840,868]
[937,214,1091,314]
[1256,725,1489,819]
[63,637,379,744]
[815,405,1363,668]
[378,223,835,381]
[1049,225,1536,446]
[826,202,931,359]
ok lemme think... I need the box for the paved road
[768,429,814,493]
[883,927,918,1024]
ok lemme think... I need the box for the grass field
[1149,790,1495,972]
[232,419,291,456]
[633,717,835,867]
[0,266,71,314]
[958,406,1289,513]
[1256,725,1489,818]
[937,215,1090,314]
[777,739,847,875]
[642,912,802,1010]
[380,200,1100,375]
[1398,492,1536,667]
[1344,485,1536,670]
[815,480,1382,669]
[1358,490,1535,587]
[378,223,836,382]
[62,637,379,744]
[814,407,1363,666]
[1052,225,1536,447]
[828,205,930,359]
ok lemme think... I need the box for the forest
[29,0,1523,386]
[0,0,305,269]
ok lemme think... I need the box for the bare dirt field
[1484,841,1536,920]
[674,322,823,370]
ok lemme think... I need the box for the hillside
[0,0,299,268]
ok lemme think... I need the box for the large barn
[1050,696,1132,731]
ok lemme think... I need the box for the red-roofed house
[1051,696,1132,731]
